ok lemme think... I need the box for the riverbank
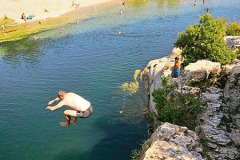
[0,0,121,42]
[138,37,240,159]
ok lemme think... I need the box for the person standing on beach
[46,91,93,127]
[2,25,5,33]
[21,12,27,21]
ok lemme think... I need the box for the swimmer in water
[116,31,124,35]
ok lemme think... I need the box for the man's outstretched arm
[48,97,60,105]
[46,101,64,111]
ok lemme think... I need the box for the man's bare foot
[70,121,76,126]
[60,122,70,127]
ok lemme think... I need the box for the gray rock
[224,65,240,110]
[225,36,240,50]
[182,60,221,84]
[207,142,217,149]
[201,92,221,103]
[229,130,240,146]
[142,123,204,160]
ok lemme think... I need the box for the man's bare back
[46,91,93,127]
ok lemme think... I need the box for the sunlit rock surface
[142,123,204,160]
[182,60,221,85]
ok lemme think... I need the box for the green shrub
[152,77,201,129]
[226,20,240,36]
[237,48,240,59]
[175,13,236,65]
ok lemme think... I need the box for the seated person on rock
[46,90,93,127]
[172,56,184,78]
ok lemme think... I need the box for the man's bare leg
[71,117,78,126]
[60,110,76,127]
[60,110,78,127]
[60,114,71,127]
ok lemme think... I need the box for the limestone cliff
[139,37,240,160]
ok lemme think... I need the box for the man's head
[58,90,66,100]
[175,57,179,62]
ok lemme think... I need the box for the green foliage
[152,77,201,129]
[175,13,236,65]
[121,69,141,95]
[226,20,240,36]
[236,48,240,59]
[161,75,170,88]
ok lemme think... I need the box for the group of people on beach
[72,1,80,9]
[21,12,33,21]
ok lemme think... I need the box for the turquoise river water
[0,0,240,159]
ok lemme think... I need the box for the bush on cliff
[152,76,201,129]
[226,20,240,36]
[175,13,237,65]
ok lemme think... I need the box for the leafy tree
[175,13,236,65]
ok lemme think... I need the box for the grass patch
[0,17,16,26]
[0,10,87,43]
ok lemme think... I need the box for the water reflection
[0,38,45,66]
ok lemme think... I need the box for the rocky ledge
[139,37,240,160]
[142,123,204,160]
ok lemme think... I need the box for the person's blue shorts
[173,69,181,77]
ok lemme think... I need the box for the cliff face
[140,37,240,160]
[141,48,181,121]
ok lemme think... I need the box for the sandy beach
[0,0,116,24]
[0,0,123,42]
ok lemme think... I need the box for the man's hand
[46,106,53,111]
[48,97,59,105]
[48,100,55,105]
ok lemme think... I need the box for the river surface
[0,0,239,159]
